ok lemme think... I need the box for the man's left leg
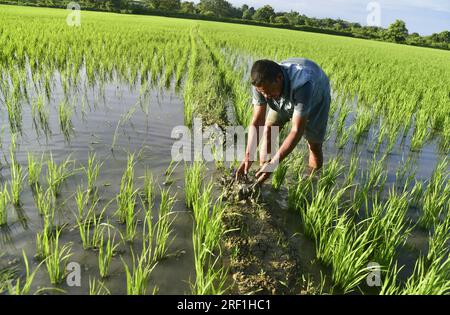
[307,141,323,170]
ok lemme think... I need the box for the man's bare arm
[236,104,266,178]
[255,112,307,183]
[272,111,307,164]
[246,104,266,160]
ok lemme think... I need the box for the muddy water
[0,77,200,294]
[256,92,448,293]
[0,68,447,295]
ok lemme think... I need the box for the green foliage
[252,5,275,23]
[384,20,409,43]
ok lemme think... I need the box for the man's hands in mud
[236,158,278,184]
[235,158,253,180]
[255,161,277,184]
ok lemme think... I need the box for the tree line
[2,0,449,50]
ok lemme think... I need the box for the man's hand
[236,158,253,180]
[255,161,277,184]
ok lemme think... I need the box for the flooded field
[0,5,449,295]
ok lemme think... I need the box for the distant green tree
[384,19,409,43]
[284,11,300,25]
[253,5,275,23]
[144,0,160,9]
[180,1,196,14]
[274,15,289,24]
[242,9,252,20]
[158,0,180,11]
[143,0,179,11]
[431,31,450,43]
[242,6,255,20]
[198,0,233,17]
[407,32,425,46]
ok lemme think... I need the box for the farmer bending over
[236,58,331,184]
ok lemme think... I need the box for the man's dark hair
[251,60,283,86]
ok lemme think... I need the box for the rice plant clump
[45,229,73,285]
[0,184,10,226]
[184,160,205,209]
[153,188,176,261]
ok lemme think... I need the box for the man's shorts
[266,93,331,144]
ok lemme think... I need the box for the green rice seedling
[5,95,22,133]
[395,156,416,188]
[303,187,346,253]
[337,128,350,149]
[315,213,375,293]
[385,125,399,154]
[46,154,74,196]
[184,160,205,209]
[344,155,359,187]
[352,108,373,144]
[76,200,108,250]
[153,188,176,261]
[427,218,450,263]
[324,216,378,293]
[287,174,313,211]
[122,248,158,295]
[89,277,111,295]
[143,168,155,209]
[418,158,449,229]
[111,104,139,151]
[191,181,216,251]
[191,251,228,295]
[75,185,88,219]
[116,153,135,224]
[373,119,388,154]
[301,185,377,292]
[45,229,72,285]
[209,138,225,170]
[318,157,344,192]
[34,186,56,225]
[9,149,25,206]
[7,250,42,295]
[400,254,450,294]
[27,152,43,187]
[410,109,429,152]
[98,223,119,278]
[142,204,155,263]
[164,159,180,186]
[409,180,423,208]
[379,262,403,295]
[58,99,74,139]
[124,191,139,243]
[369,191,413,265]
[31,94,50,131]
[36,224,52,261]
[335,100,351,139]
[35,194,56,261]
[362,154,387,199]
[0,184,10,226]
[76,193,108,245]
[84,152,102,195]
[350,184,368,214]
[271,160,288,191]
[438,116,450,152]
[191,182,228,294]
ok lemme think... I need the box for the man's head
[251,60,284,100]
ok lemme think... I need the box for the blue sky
[193,0,450,35]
